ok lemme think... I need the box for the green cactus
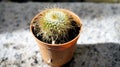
[34,8,78,44]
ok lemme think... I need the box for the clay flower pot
[30,8,82,67]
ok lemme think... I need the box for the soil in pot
[32,18,80,44]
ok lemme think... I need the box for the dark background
[0,0,120,3]
[0,0,84,2]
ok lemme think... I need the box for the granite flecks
[0,2,120,67]
[13,44,25,50]
[3,43,14,48]
[33,43,120,67]
[72,43,120,67]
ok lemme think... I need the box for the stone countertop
[0,2,120,67]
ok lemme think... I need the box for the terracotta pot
[30,9,82,67]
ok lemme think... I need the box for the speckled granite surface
[0,2,120,67]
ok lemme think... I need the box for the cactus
[34,8,78,44]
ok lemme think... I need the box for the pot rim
[30,8,82,47]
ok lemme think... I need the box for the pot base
[38,42,76,67]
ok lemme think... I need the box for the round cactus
[34,8,77,44]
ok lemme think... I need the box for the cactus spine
[35,8,74,44]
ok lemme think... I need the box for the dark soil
[32,20,81,44]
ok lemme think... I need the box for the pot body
[36,37,77,67]
[30,9,82,67]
